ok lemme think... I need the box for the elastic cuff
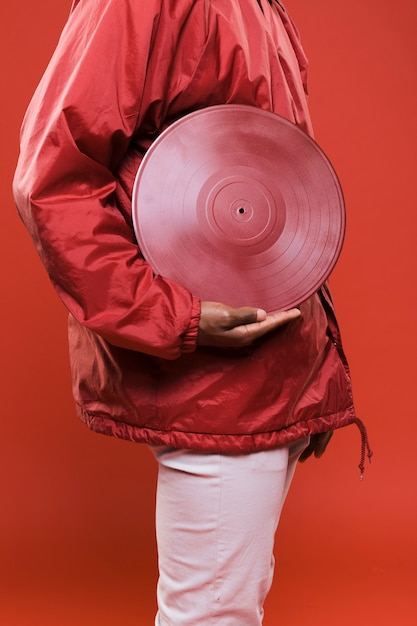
[180,296,201,353]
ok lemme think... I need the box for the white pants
[150,437,309,626]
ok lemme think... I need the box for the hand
[298,431,334,463]
[197,301,301,349]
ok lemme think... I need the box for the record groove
[132,105,345,312]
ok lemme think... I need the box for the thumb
[230,306,267,327]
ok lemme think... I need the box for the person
[13,1,371,624]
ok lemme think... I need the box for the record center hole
[238,207,245,214]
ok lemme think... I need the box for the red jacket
[13,0,367,460]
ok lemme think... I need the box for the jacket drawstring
[352,418,373,479]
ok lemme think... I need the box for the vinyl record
[132,105,345,312]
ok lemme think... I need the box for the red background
[1,1,416,624]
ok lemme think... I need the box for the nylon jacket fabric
[13,0,358,453]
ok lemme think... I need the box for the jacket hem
[76,404,359,454]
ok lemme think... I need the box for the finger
[266,308,301,326]
[314,431,334,458]
[229,307,267,327]
[243,308,301,338]
[225,306,301,332]
[298,431,334,463]
[298,439,315,463]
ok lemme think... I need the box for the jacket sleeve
[13,0,200,360]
